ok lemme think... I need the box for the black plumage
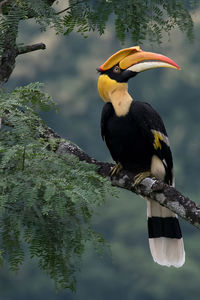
[101,100,173,184]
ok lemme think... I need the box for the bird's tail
[147,198,185,267]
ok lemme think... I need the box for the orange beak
[99,46,180,73]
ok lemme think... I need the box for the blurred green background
[2,9,200,300]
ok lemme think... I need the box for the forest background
[1,0,200,299]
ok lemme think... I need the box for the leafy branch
[0,80,199,290]
[0,0,199,84]
[0,83,111,290]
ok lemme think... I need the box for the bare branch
[54,136,200,230]
[17,43,46,55]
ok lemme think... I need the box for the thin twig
[22,146,26,171]
[56,6,71,15]
[56,0,84,15]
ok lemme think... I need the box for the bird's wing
[101,102,114,141]
[130,101,174,185]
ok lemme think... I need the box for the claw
[109,162,123,177]
[133,171,152,187]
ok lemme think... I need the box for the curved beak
[99,46,180,73]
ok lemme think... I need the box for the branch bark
[17,43,46,55]
[37,122,200,230]
[0,40,17,85]
[0,41,46,84]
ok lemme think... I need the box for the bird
[97,46,185,267]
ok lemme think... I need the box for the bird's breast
[104,111,153,174]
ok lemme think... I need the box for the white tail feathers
[147,198,185,268]
[149,237,185,267]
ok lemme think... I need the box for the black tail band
[148,216,182,239]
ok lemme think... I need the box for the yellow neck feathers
[97,74,133,117]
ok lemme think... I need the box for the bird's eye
[113,66,121,74]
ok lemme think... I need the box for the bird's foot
[109,162,123,177]
[133,171,152,187]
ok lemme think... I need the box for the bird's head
[97,46,180,102]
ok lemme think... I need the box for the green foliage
[57,0,197,44]
[0,0,199,56]
[0,0,59,55]
[0,1,24,54]
[0,83,111,290]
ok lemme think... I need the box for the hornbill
[97,46,185,267]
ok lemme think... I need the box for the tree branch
[17,43,46,55]
[0,42,46,84]
[37,122,200,230]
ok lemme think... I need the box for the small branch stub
[17,43,46,55]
